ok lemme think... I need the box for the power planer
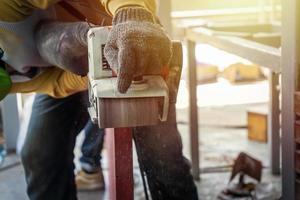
[87,26,182,128]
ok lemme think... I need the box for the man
[0,0,198,199]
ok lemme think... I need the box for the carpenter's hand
[104,7,172,93]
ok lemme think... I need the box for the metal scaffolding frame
[281,0,299,199]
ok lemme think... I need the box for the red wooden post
[106,128,134,200]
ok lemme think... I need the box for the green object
[0,67,12,101]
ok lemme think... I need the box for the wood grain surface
[98,97,162,128]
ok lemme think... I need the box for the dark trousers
[21,92,198,200]
[80,120,104,172]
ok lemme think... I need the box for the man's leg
[20,92,89,200]
[80,120,104,172]
[134,103,198,200]
[76,120,105,190]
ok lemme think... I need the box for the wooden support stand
[187,39,200,181]
[106,128,134,200]
[184,22,282,180]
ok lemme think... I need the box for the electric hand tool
[88,26,182,128]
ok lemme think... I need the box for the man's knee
[20,143,45,170]
[20,145,34,167]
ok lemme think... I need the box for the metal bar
[1,95,20,152]
[186,28,281,72]
[172,6,282,19]
[187,39,200,180]
[106,128,134,200]
[269,72,280,175]
[281,0,298,198]
[158,0,172,36]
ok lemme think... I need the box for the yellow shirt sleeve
[0,0,60,22]
[101,0,156,16]
[10,68,88,98]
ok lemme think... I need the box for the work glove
[35,22,90,76]
[104,7,172,93]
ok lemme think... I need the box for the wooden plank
[281,0,298,198]
[269,72,280,175]
[196,27,253,38]
[295,92,300,115]
[106,128,133,200]
[251,32,281,48]
[186,28,281,72]
[188,24,281,48]
[172,6,281,19]
[295,121,300,139]
[206,23,279,33]
[187,39,200,180]
[98,97,161,128]
[247,111,268,143]
[296,150,300,178]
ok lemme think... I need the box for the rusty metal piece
[230,152,263,183]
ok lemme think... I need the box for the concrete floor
[0,164,281,200]
[0,103,281,200]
